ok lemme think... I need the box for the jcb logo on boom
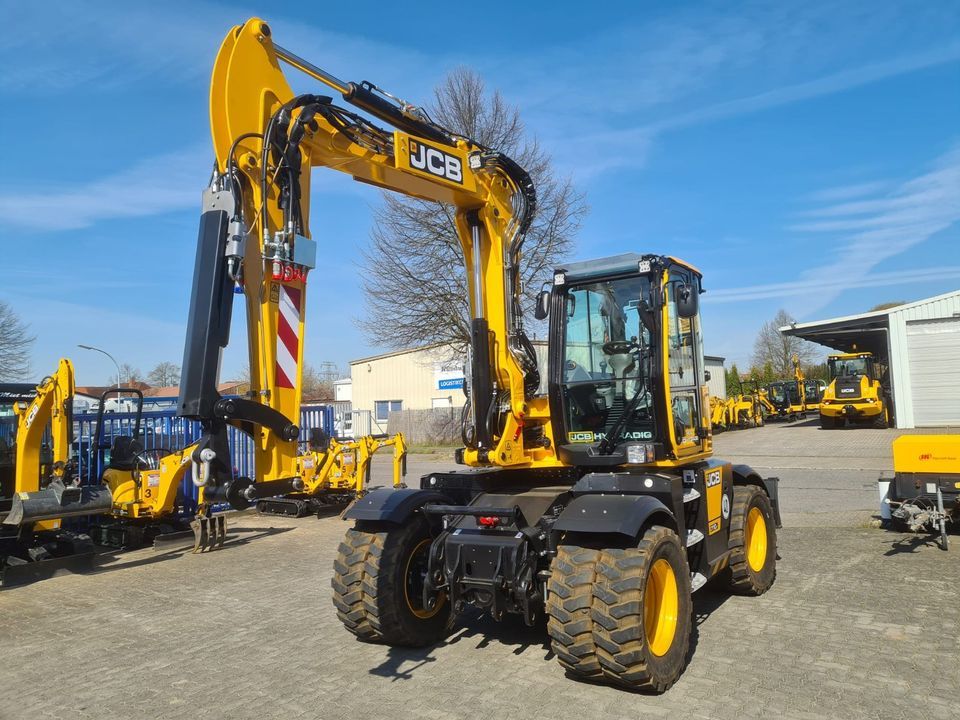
[409,140,463,184]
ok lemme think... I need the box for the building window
[374,400,402,423]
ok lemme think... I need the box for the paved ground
[1,424,957,720]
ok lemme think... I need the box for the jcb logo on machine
[568,431,595,443]
[25,405,40,428]
[409,140,463,184]
[708,519,721,534]
[705,470,721,488]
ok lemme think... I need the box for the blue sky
[2,0,958,385]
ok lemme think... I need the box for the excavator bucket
[3,482,113,527]
[0,531,97,588]
[190,514,227,553]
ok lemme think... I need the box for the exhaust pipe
[3,481,113,527]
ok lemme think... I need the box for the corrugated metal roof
[782,289,960,332]
[779,289,960,354]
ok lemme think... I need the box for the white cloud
[708,266,960,303]
[0,148,209,231]
[716,145,960,313]
[807,180,893,203]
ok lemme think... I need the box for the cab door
[664,268,709,458]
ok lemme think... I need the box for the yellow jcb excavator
[83,388,214,551]
[256,431,407,516]
[181,18,781,693]
[0,359,113,586]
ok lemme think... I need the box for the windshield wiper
[597,375,647,456]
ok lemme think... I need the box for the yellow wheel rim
[644,558,679,657]
[403,539,444,619]
[745,507,768,572]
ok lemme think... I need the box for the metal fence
[0,402,334,515]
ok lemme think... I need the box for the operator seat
[108,435,144,471]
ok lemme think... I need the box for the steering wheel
[602,340,637,355]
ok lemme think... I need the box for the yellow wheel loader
[0,360,113,586]
[256,431,407,516]
[179,18,781,693]
[819,352,890,428]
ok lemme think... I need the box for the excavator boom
[180,18,554,509]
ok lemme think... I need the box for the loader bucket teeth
[191,518,206,553]
[191,515,227,553]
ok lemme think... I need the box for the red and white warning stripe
[276,285,301,389]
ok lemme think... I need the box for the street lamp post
[77,344,122,405]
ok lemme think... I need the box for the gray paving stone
[1,424,956,719]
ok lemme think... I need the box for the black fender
[342,487,451,524]
[732,464,782,529]
[553,494,676,538]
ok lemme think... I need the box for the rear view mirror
[676,283,698,318]
[534,289,550,320]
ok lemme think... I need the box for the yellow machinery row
[0,357,405,585]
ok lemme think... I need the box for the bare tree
[119,363,144,386]
[301,363,334,401]
[359,68,587,349]
[752,309,820,378]
[0,301,34,381]
[147,361,180,387]
[869,301,905,312]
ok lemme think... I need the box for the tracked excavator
[184,18,780,692]
[82,388,216,551]
[257,431,406,516]
[0,359,113,586]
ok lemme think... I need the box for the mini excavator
[0,359,112,586]
[256,431,407,516]
[183,18,781,692]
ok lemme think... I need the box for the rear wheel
[874,404,890,428]
[546,546,602,679]
[726,485,777,595]
[591,527,693,693]
[332,516,451,646]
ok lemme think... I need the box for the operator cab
[538,254,710,468]
[828,353,877,382]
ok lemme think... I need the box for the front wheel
[590,527,693,693]
[820,414,842,429]
[332,516,452,646]
[725,485,777,595]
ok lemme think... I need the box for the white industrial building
[704,355,727,399]
[350,343,727,427]
[782,290,960,428]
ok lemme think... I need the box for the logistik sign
[438,377,464,390]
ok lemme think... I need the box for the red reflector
[478,516,500,528]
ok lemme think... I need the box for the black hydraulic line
[343,81,454,147]
[225,132,263,217]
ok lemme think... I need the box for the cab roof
[555,253,702,284]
